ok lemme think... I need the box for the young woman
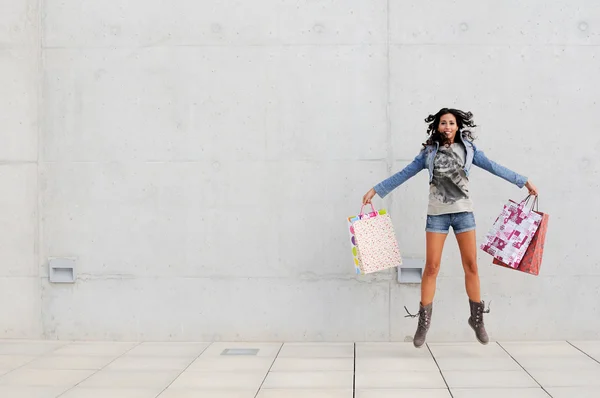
[362,108,538,348]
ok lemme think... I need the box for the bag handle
[359,203,377,218]
[521,194,539,212]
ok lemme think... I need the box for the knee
[424,263,440,278]
[463,260,479,276]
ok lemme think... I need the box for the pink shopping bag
[480,196,542,269]
[493,208,549,276]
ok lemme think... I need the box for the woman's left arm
[472,144,538,195]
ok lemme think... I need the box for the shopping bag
[493,204,549,276]
[347,205,378,274]
[480,195,542,269]
[347,204,402,274]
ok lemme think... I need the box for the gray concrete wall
[2,1,599,341]
[0,0,42,338]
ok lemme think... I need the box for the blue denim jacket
[374,134,528,198]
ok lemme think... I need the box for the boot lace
[404,306,429,329]
[474,301,491,326]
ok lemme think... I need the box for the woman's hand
[525,180,538,196]
[362,188,376,205]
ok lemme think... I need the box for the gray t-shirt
[428,143,474,215]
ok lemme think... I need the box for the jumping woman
[362,108,538,347]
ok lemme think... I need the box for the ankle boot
[468,299,490,345]
[405,302,432,348]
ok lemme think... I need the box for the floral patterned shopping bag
[347,204,402,274]
[480,196,542,269]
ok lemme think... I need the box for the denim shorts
[426,212,476,234]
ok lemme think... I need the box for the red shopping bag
[493,206,549,276]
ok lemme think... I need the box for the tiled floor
[0,340,599,397]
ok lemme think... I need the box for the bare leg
[456,229,490,344]
[455,229,480,302]
[421,232,447,305]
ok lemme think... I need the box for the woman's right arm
[363,150,427,204]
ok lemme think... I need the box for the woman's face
[438,113,458,143]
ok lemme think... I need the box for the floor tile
[0,341,66,356]
[51,342,138,357]
[528,369,600,387]
[271,358,353,372]
[355,357,438,372]
[6,340,600,398]
[428,343,511,358]
[278,343,354,358]
[124,343,209,358]
[355,371,446,389]
[60,387,163,398]
[261,371,353,389]
[188,357,274,372]
[443,370,538,389]
[0,355,37,369]
[0,385,69,398]
[435,356,522,371]
[546,387,600,398]
[569,341,600,348]
[499,342,583,357]
[355,343,433,358]
[24,355,116,370]
[0,369,94,387]
[569,341,600,361]
[169,371,266,390]
[199,343,282,358]
[356,389,452,398]
[106,356,194,371]
[78,370,180,389]
[257,389,353,398]
[159,390,258,398]
[515,356,600,371]
[451,388,550,398]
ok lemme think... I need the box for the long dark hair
[422,108,477,148]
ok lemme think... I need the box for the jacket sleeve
[373,150,427,198]
[472,143,528,188]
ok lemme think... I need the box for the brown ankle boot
[468,299,490,345]
[405,302,432,348]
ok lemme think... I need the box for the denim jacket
[374,133,528,198]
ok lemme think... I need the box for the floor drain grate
[220,348,260,356]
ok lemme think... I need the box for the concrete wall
[2,1,599,341]
[0,0,42,338]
